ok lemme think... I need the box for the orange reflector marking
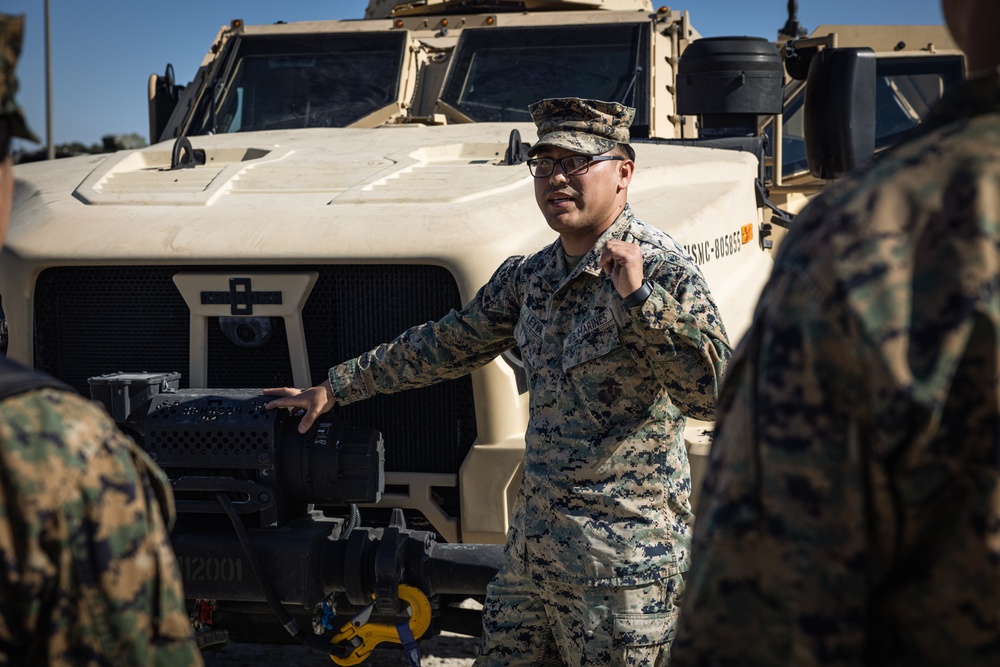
[741,224,753,244]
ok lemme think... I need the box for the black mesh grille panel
[33,265,476,475]
[34,266,192,392]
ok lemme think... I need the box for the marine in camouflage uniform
[671,5,1000,664]
[0,14,203,666]
[269,98,730,665]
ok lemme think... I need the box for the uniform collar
[576,204,636,279]
[538,205,636,291]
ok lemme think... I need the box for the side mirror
[804,47,876,179]
[148,64,183,145]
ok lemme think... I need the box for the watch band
[622,280,653,309]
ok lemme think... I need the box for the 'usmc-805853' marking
[684,231,742,265]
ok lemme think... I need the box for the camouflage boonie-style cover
[330,204,730,586]
[0,387,203,666]
[528,97,635,157]
[672,70,1000,665]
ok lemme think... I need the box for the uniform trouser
[474,563,685,666]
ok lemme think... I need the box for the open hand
[263,380,337,434]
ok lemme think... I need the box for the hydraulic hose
[215,493,353,658]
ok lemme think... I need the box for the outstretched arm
[265,255,524,434]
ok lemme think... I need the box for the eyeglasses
[527,154,624,178]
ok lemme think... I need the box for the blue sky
[7,0,946,150]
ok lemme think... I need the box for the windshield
[190,32,406,134]
[440,23,651,136]
[770,54,964,178]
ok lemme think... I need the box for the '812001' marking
[179,556,244,583]
[683,231,742,265]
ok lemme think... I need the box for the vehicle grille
[33,265,476,476]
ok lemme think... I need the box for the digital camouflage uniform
[671,69,1000,666]
[329,98,730,666]
[0,14,202,667]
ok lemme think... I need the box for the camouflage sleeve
[0,389,203,666]
[329,255,523,404]
[616,251,731,420]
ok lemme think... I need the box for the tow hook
[330,584,432,666]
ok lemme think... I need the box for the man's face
[532,145,633,252]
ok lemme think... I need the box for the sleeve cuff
[328,361,369,406]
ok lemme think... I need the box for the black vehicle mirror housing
[804,47,876,180]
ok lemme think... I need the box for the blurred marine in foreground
[672,0,1000,664]
[0,14,203,666]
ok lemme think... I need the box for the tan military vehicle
[4,0,964,659]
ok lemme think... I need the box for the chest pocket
[562,314,656,410]
[562,317,621,372]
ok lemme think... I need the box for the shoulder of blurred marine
[0,385,203,665]
[0,383,140,472]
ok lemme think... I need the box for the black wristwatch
[622,280,653,309]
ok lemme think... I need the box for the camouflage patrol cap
[0,14,39,145]
[527,97,635,157]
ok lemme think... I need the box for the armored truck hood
[8,124,768,334]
